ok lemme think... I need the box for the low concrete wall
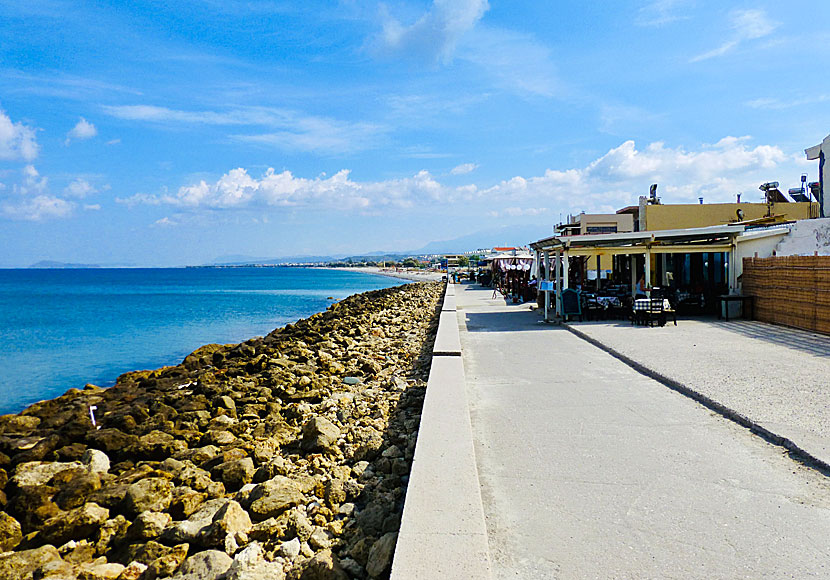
[391,284,492,580]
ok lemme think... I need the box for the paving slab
[456,284,830,579]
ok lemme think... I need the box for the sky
[1,0,829,266]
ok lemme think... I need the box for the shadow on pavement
[712,319,830,359]
[462,309,568,333]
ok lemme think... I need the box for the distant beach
[323,265,443,283]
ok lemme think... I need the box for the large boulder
[246,476,304,520]
[0,545,63,580]
[173,549,233,580]
[225,542,285,580]
[0,512,22,552]
[126,510,172,541]
[9,460,82,489]
[123,477,174,514]
[300,549,348,580]
[211,457,255,491]
[366,532,397,578]
[39,502,110,546]
[301,417,340,454]
[81,448,111,474]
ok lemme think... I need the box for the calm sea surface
[0,267,402,415]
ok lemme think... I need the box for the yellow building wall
[644,202,815,231]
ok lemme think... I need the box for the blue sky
[1,0,828,266]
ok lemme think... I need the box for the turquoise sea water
[0,267,402,415]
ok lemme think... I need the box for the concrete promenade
[457,284,830,579]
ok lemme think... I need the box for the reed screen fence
[742,255,830,335]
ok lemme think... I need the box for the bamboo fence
[742,255,830,335]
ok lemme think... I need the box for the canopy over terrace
[530,224,767,319]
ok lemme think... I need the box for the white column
[554,249,562,317]
[661,254,668,286]
[563,250,570,291]
[645,249,652,296]
[543,251,551,321]
[630,254,637,298]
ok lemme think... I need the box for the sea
[0,267,404,415]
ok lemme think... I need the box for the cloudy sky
[1,0,828,266]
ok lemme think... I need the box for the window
[586,225,618,234]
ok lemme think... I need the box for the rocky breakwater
[0,281,443,580]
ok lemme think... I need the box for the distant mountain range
[28,261,138,269]
[208,223,554,265]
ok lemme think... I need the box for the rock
[95,515,130,555]
[0,511,23,552]
[246,476,304,520]
[126,510,172,541]
[323,479,346,508]
[116,561,147,580]
[343,377,361,385]
[309,527,332,550]
[60,538,96,563]
[123,477,173,514]
[365,532,397,578]
[9,461,82,489]
[39,502,110,546]
[300,549,348,580]
[277,537,301,559]
[36,557,77,579]
[174,550,232,580]
[225,542,285,580]
[177,464,214,492]
[206,430,237,446]
[212,457,255,491]
[0,414,41,434]
[0,545,62,580]
[143,543,188,579]
[200,500,252,549]
[169,487,207,519]
[51,467,103,510]
[301,417,340,454]
[77,559,126,580]
[81,449,111,474]
[355,502,387,537]
[216,396,237,414]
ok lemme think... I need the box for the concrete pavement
[457,284,830,579]
[569,318,830,471]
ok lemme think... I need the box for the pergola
[530,224,750,321]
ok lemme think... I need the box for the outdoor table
[717,294,754,321]
[633,298,671,311]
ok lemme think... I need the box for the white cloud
[83,204,101,211]
[746,94,830,110]
[16,165,49,195]
[451,163,478,175]
[0,165,77,221]
[377,0,489,63]
[118,136,794,219]
[461,26,560,98]
[2,195,74,221]
[691,9,777,62]
[0,109,39,161]
[66,117,97,144]
[103,104,385,154]
[636,0,689,27]
[489,207,548,218]
[153,217,177,227]
[64,178,97,198]
[106,138,121,145]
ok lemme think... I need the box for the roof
[530,224,747,254]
